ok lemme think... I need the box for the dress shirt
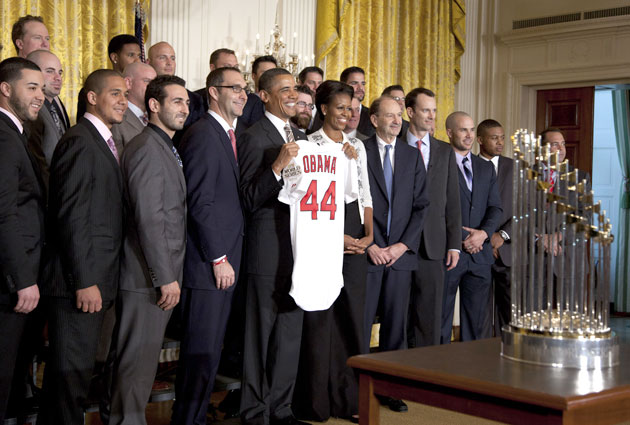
[406,130,430,169]
[376,135,396,171]
[455,151,473,183]
[84,112,113,144]
[127,101,146,123]
[209,110,237,136]
[0,107,24,133]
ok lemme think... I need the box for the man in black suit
[382,85,409,137]
[441,112,503,344]
[238,68,308,425]
[404,88,461,348]
[172,67,247,425]
[108,75,189,424]
[364,96,429,413]
[0,57,46,424]
[477,119,513,336]
[40,69,128,425]
[341,66,374,137]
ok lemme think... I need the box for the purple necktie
[106,137,120,164]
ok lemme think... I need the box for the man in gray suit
[404,88,461,347]
[108,75,189,425]
[477,119,513,336]
[110,62,157,153]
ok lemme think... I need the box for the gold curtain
[316,0,465,141]
[0,0,150,123]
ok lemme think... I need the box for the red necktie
[228,129,237,160]
[549,169,555,192]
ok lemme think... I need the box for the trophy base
[501,325,619,369]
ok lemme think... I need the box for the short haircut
[258,68,291,93]
[405,87,435,109]
[210,48,236,67]
[0,57,41,84]
[382,84,404,96]
[252,55,277,75]
[315,80,353,120]
[340,66,365,83]
[84,69,123,96]
[144,74,186,118]
[11,15,45,53]
[206,66,241,90]
[108,34,140,57]
[296,84,313,98]
[477,119,503,137]
[369,97,387,117]
[298,66,323,83]
[540,128,564,144]
[445,111,472,131]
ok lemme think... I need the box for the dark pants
[171,287,234,425]
[441,254,491,343]
[40,296,114,425]
[240,274,303,425]
[364,267,412,353]
[0,297,27,423]
[409,255,445,347]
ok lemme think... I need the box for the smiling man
[12,15,50,58]
[238,68,309,425]
[40,69,128,425]
[290,85,314,132]
[0,57,46,424]
[340,66,374,137]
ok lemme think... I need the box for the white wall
[148,0,316,90]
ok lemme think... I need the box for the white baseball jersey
[278,140,359,311]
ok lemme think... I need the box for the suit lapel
[126,109,145,132]
[471,155,484,206]
[392,140,407,202]
[261,116,287,147]
[80,118,122,188]
[364,137,388,200]
[205,114,239,181]
[145,126,186,192]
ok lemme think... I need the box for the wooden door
[536,87,594,174]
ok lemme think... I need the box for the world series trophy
[501,130,619,369]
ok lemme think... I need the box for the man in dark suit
[40,69,128,425]
[477,119,513,336]
[382,85,409,137]
[343,96,368,141]
[111,62,157,152]
[172,67,247,425]
[441,112,503,344]
[341,66,374,137]
[0,57,46,424]
[108,75,188,424]
[404,88,461,348]
[238,68,308,425]
[364,96,429,413]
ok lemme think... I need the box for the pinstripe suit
[40,117,124,425]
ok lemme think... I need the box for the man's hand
[158,281,180,311]
[341,142,358,160]
[384,242,408,267]
[14,284,39,314]
[367,244,391,265]
[445,250,460,271]
[540,233,562,256]
[462,227,488,255]
[271,142,300,176]
[213,260,235,290]
[491,232,504,259]
[76,285,102,313]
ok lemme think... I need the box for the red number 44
[299,180,337,220]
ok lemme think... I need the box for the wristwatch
[499,230,510,244]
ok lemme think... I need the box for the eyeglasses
[296,101,314,110]
[214,85,249,94]
[391,96,405,102]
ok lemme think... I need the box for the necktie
[105,137,120,164]
[462,157,473,192]
[171,145,183,168]
[49,104,65,136]
[284,123,295,144]
[140,113,149,126]
[383,144,393,235]
[415,140,428,169]
[228,129,238,160]
[549,169,556,192]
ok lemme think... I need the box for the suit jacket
[0,112,45,298]
[28,102,64,166]
[357,105,375,137]
[238,116,307,277]
[457,154,503,265]
[119,125,187,293]
[111,108,145,153]
[494,155,514,266]
[42,117,124,302]
[179,113,244,290]
[239,92,266,132]
[403,132,461,261]
[397,119,409,138]
[364,135,429,271]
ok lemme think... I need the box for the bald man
[148,41,204,142]
[111,62,157,152]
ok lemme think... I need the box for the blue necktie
[383,144,393,235]
[462,157,473,191]
[171,145,183,168]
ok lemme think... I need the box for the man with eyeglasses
[171,67,246,424]
[382,85,409,137]
[290,85,314,132]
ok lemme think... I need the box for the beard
[291,113,311,130]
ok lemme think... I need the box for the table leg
[358,373,380,425]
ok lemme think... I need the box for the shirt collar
[406,129,429,148]
[84,112,113,142]
[209,110,236,134]
[0,106,23,134]
[265,111,291,142]
[376,134,396,150]
[127,101,145,120]
[455,150,472,167]
[345,128,358,139]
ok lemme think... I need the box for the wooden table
[348,338,630,425]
